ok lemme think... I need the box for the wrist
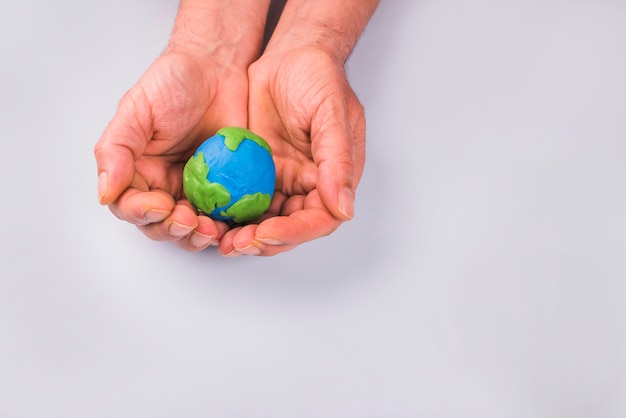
[264,0,380,63]
[166,0,271,68]
[265,22,353,64]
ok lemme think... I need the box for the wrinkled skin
[219,46,366,256]
[95,47,366,256]
[94,51,246,251]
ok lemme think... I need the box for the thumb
[313,104,359,221]
[94,90,152,205]
[313,89,367,221]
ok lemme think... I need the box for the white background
[1,0,625,417]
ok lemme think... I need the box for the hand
[94,50,248,251]
[217,46,366,256]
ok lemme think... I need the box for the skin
[94,0,270,252]
[219,0,380,256]
[94,0,380,256]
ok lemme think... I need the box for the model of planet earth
[182,127,276,223]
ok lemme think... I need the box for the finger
[94,89,153,205]
[256,208,342,246]
[219,224,297,257]
[109,187,175,225]
[175,215,230,252]
[278,194,306,217]
[219,208,342,257]
[136,203,199,240]
[219,224,260,256]
[312,92,365,221]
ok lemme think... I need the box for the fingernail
[257,237,283,246]
[338,188,354,219]
[238,245,261,256]
[223,249,242,258]
[143,209,169,224]
[168,222,194,238]
[97,172,108,203]
[190,231,215,248]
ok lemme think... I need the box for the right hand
[94,50,249,251]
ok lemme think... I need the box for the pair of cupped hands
[94,43,366,257]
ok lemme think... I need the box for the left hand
[218,46,366,256]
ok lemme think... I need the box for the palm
[119,52,248,200]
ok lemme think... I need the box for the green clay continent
[182,152,231,214]
[218,127,272,155]
[221,192,272,224]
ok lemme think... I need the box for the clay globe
[182,127,276,223]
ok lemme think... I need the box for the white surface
[1,1,625,417]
